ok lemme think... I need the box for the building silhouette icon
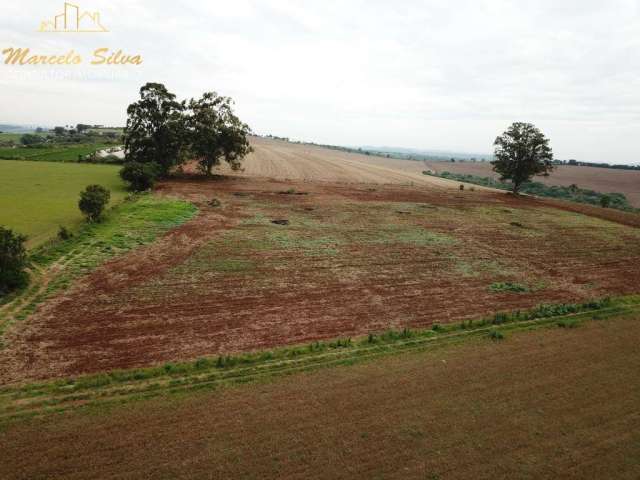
[39,2,108,33]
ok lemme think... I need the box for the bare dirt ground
[2,175,639,383]
[426,160,640,207]
[2,316,639,479]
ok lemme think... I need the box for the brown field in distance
[426,160,640,207]
[214,136,443,186]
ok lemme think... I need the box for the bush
[57,226,73,240]
[20,133,44,146]
[488,330,505,341]
[78,185,110,222]
[120,161,160,191]
[0,226,29,294]
[490,282,529,293]
[557,319,580,329]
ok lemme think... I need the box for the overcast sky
[1,0,639,163]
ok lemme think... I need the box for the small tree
[491,122,554,194]
[79,185,110,222]
[120,161,160,191]
[0,226,28,294]
[186,92,252,176]
[600,195,611,208]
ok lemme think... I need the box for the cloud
[0,0,638,163]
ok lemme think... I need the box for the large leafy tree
[123,83,186,177]
[186,92,252,176]
[491,122,554,193]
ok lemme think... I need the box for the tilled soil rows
[2,176,639,383]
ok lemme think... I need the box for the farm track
[1,297,637,421]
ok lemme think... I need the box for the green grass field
[0,133,30,142]
[0,160,127,247]
[0,144,111,162]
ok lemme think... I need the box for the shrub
[78,185,111,222]
[459,184,465,191]
[488,330,505,341]
[490,282,529,293]
[57,226,73,240]
[0,226,29,294]
[120,161,160,191]
[600,195,611,208]
[557,319,580,329]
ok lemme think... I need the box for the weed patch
[490,282,529,293]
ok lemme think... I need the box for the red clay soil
[2,317,640,479]
[1,176,639,383]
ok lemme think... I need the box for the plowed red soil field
[2,315,639,479]
[2,175,639,384]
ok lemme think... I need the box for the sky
[1,0,639,164]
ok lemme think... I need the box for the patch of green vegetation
[265,231,341,256]
[0,295,632,422]
[490,282,530,293]
[370,227,455,246]
[210,259,255,272]
[556,318,581,329]
[0,195,197,336]
[488,330,505,340]
[453,258,511,278]
[0,160,127,247]
[0,144,111,162]
[426,171,639,213]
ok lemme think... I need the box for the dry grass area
[427,161,640,208]
[1,314,639,479]
[212,136,448,187]
[2,176,639,383]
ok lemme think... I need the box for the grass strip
[1,294,637,422]
[0,194,198,338]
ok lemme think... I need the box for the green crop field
[0,144,111,162]
[0,160,127,247]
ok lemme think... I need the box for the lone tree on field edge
[491,122,554,194]
[187,92,252,176]
[79,185,111,222]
